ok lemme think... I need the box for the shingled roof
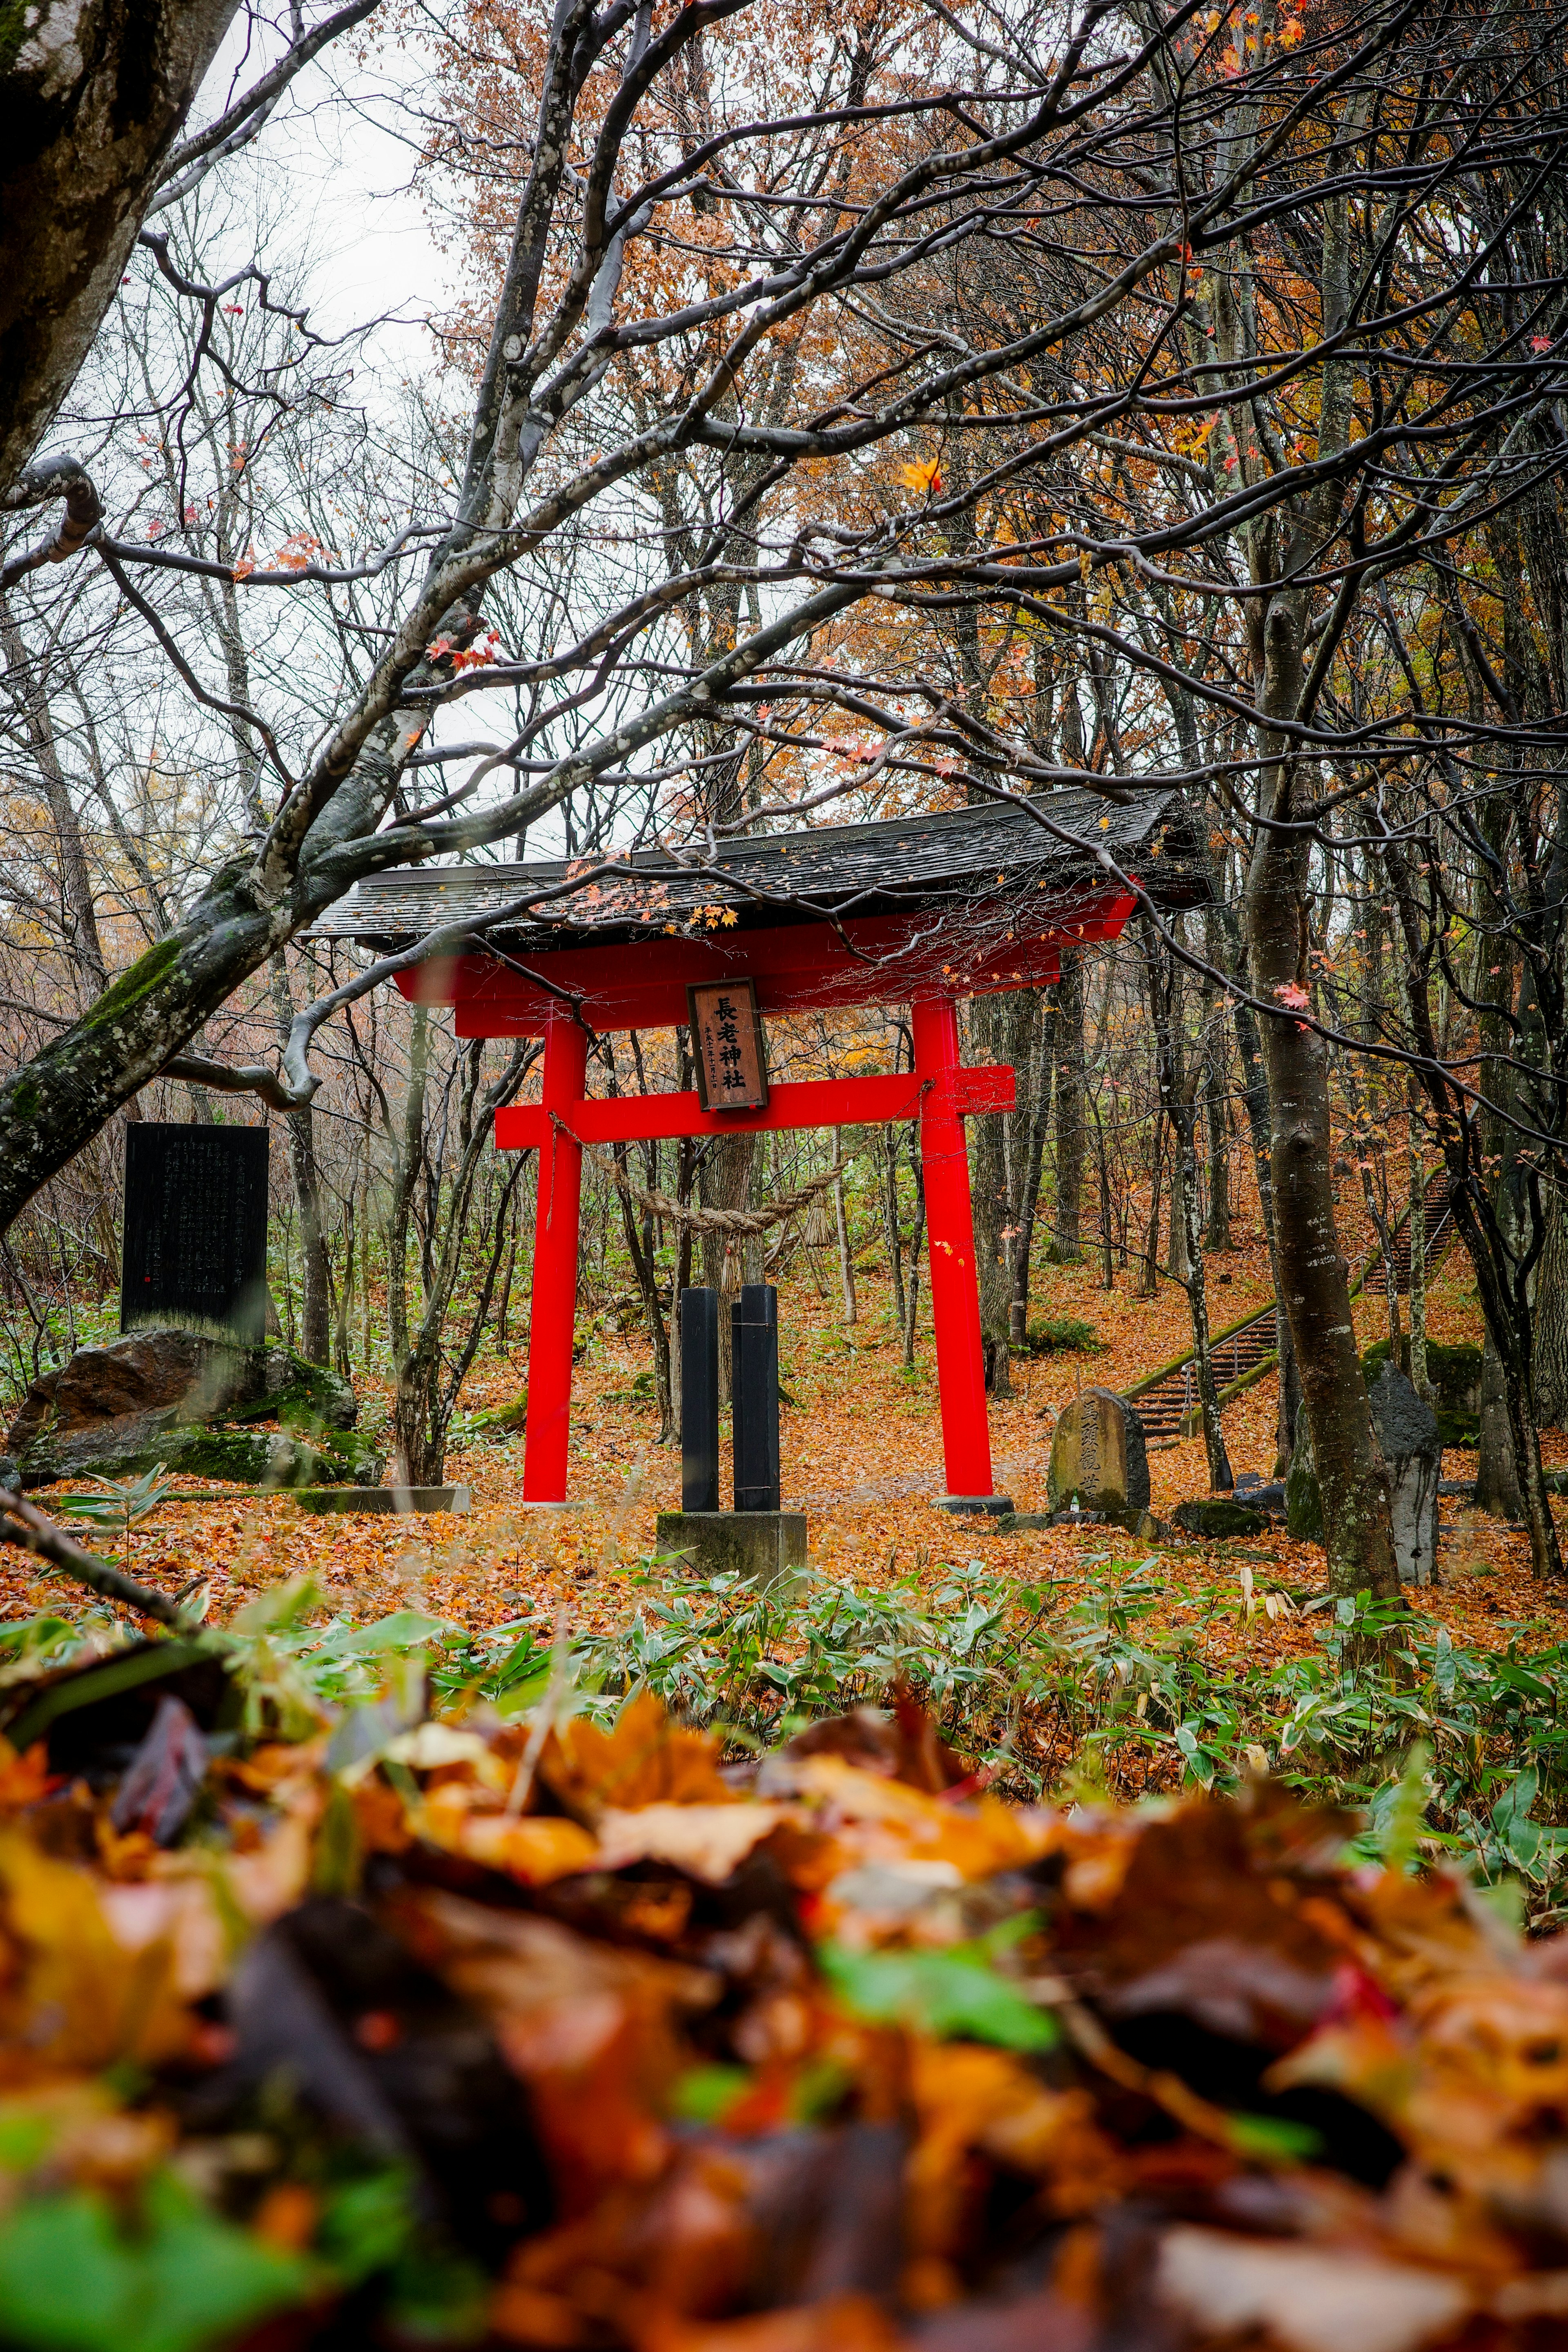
[312,786,1208,953]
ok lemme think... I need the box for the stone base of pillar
[933,1493,1015,1516]
[656,1510,807,1590]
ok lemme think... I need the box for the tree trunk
[700,1128,755,1405]
[1246,818,1397,1598]
[1476,1326,1524,1518]
[1530,1188,1568,1428]
[1135,1117,1163,1299]
[882,1123,907,1343]
[1010,1005,1055,1340]
[969,990,1035,1394]
[901,1155,926,1371]
[270,955,331,1365]
[1407,1122,1431,1406]
[832,1128,857,1327]
[1146,935,1232,1491]
[1047,951,1084,1261]
[0,0,242,495]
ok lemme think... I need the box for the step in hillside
[1132,1309,1276,1437]
[1122,1169,1461,1437]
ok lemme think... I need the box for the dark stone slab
[122,1123,269,1343]
[656,1509,806,1588]
[732,1284,781,1512]
[1174,1498,1268,1539]
[934,1493,1016,1516]
[294,1486,470,1515]
[680,1287,720,1513]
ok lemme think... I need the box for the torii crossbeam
[314,789,1207,1509]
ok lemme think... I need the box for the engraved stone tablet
[121,1124,270,1343]
[1047,1387,1150,1522]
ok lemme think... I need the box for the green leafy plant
[51,1465,172,1576]
[1020,1314,1102,1356]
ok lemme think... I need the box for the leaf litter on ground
[3,1578,1568,2352]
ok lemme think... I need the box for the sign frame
[686,978,770,1113]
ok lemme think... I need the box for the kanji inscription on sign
[688,979,769,1112]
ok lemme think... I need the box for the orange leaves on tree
[898,457,944,497]
[429,624,503,671]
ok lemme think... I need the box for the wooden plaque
[688,979,769,1112]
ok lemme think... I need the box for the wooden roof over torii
[313,786,1208,1036]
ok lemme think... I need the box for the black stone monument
[121,1123,270,1343]
[732,1283,781,1512]
[658,1280,803,1586]
[679,1286,721,1512]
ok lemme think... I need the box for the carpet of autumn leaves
[5,1208,1568,2346]
[4,1650,1568,2352]
[1,1198,1553,1677]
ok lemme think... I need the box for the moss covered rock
[8,1325,365,1488]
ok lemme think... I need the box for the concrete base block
[656,1510,807,1589]
[933,1494,1015,1516]
[294,1485,471,1515]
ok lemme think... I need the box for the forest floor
[6,1193,1567,1685]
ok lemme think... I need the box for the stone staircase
[1121,1169,1460,1439]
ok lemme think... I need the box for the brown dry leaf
[395,1888,717,2214]
[1052,1796,1345,2048]
[421,1784,601,1883]
[1155,2225,1474,2352]
[541,1691,735,1819]
[785,1757,1057,1880]
[98,1870,230,2000]
[633,2295,905,2352]
[904,2041,1122,2294]
[0,1737,54,1812]
[218,1768,323,1922]
[0,1831,194,2075]
[594,1802,786,1885]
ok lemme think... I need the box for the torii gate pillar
[523,1006,588,1502]
[911,993,998,1508]
[512,990,1004,1512]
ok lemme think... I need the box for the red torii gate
[316,791,1201,1508]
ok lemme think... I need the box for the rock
[6,1327,361,1488]
[18,1415,360,1492]
[1047,1389,1150,1526]
[1368,1362,1441,1587]
[4,1327,355,1461]
[1173,1498,1267,1539]
[1363,1337,1481,1448]
[1284,1413,1324,1544]
[1247,1481,1287,1516]
[0,1457,17,1495]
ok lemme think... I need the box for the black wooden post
[680,1287,721,1512]
[732,1283,781,1512]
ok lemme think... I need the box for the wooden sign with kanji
[688,979,769,1111]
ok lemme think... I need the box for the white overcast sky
[196,8,460,368]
